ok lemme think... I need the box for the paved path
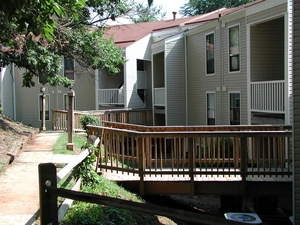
[0,132,78,225]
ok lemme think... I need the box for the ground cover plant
[52,133,86,154]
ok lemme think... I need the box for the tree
[0,0,129,87]
[180,0,254,16]
[130,2,166,23]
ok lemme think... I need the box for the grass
[60,176,177,225]
[52,133,87,154]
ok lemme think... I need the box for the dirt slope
[0,115,37,166]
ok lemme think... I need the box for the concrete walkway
[0,132,79,225]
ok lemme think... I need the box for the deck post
[39,163,58,225]
[240,135,248,210]
[40,87,46,131]
[67,89,75,150]
[188,137,195,194]
[138,136,145,196]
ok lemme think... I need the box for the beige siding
[165,36,186,125]
[294,0,300,222]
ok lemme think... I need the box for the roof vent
[172,11,177,20]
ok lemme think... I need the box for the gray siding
[294,0,300,223]
[165,36,186,125]
[187,27,222,125]
[2,65,14,119]
[14,62,96,129]
[187,17,249,125]
[247,4,286,24]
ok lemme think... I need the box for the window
[39,94,50,120]
[230,93,240,125]
[137,59,145,71]
[207,92,216,125]
[229,25,240,72]
[206,33,215,74]
[64,57,75,80]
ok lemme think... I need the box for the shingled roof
[104,0,266,48]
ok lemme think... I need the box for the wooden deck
[87,122,292,196]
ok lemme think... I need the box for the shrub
[80,115,100,131]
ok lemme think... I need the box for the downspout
[11,64,16,120]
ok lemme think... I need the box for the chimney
[172,11,177,20]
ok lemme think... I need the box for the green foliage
[129,2,166,23]
[0,0,128,87]
[73,145,100,187]
[80,115,101,131]
[180,0,254,16]
[52,133,86,154]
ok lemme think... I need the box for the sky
[135,0,189,19]
[107,0,189,25]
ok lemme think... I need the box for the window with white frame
[230,93,240,125]
[137,59,145,71]
[39,94,50,120]
[207,92,216,125]
[206,32,215,74]
[229,25,240,72]
[64,57,75,80]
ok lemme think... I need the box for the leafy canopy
[180,0,254,16]
[0,0,129,87]
[129,2,166,24]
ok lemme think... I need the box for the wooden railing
[98,88,124,105]
[251,80,285,113]
[87,123,292,185]
[52,109,153,131]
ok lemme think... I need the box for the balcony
[154,87,165,106]
[251,80,284,113]
[98,88,124,105]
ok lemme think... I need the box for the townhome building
[152,0,292,126]
[0,0,292,129]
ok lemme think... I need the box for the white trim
[151,53,155,125]
[11,64,16,120]
[184,34,188,126]
[246,23,251,125]
[164,41,168,125]
[228,91,241,125]
[38,94,50,121]
[206,91,216,125]
[284,12,290,125]
[205,31,216,76]
[227,24,241,74]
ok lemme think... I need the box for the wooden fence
[52,109,153,131]
[38,156,241,225]
[87,123,292,189]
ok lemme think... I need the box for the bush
[80,115,100,130]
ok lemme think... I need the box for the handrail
[87,123,292,196]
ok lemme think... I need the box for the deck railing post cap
[68,88,75,97]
